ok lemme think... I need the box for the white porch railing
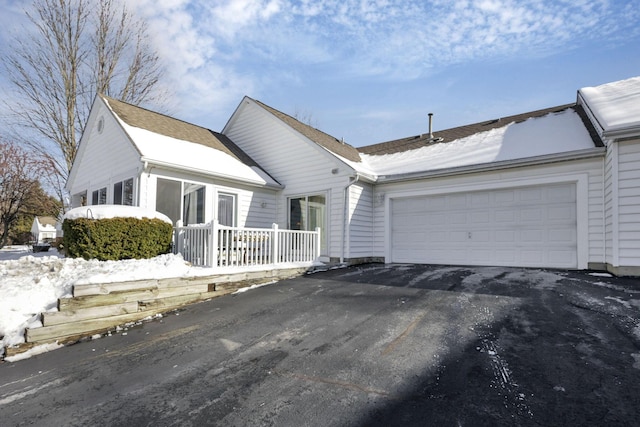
[173,220,321,268]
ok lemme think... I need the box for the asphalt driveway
[1,264,639,426]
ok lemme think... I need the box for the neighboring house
[31,216,57,243]
[67,76,640,275]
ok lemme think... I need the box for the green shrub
[62,217,173,261]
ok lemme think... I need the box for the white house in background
[31,216,57,243]
[67,76,640,275]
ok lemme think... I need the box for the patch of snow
[589,272,613,278]
[233,281,277,294]
[579,76,640,133]
[4,342,64,363]
[632,353,640,370]
[604,296,632,308]
[63,205,172,224]
[361,108,595,176]
[0,251,214,351]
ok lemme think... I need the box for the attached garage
[390,183,578,268]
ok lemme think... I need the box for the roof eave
[141,157,284,190]
[602,126,640,140]
[376,147,606,184]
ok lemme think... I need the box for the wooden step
[59,284,213,311]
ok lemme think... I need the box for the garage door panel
[520,187,543,202]
[496,209,517,223]
[521,208,543,221]
[548,206,574,220]
[471,211,490,223]
[471,193,491,206]
[495,190,516,203]
[429,231,447,242]
[548,185,574,201]
[430,213,447,225]
[495,250,517,263]
[448,194,467,208]
[391,183,577,268]
[548,228,574,243]
[495,230,516,242]
[450,231,468,242]
[473,230,490,242]
[450,213,467,224]
[521,229,544,242]
[548,250,575,265]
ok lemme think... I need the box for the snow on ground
[0,245,216,353]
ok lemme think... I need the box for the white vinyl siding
[224,99,358,260]
[603,144,616,265]
[68,99,141,205]
[616,139,640,267]
[347,183,374,259]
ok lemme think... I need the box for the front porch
[173,221,322,269]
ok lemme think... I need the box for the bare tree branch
[2,0,168,203]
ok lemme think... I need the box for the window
[218,193,236,226]
[114,178,134,205]
[92,187,107,205]
[289,194,326,253]
[156,178,181,224]
[183,182,205,225]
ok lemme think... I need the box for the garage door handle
[468,232,472,239]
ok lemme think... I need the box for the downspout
[602,154,606,269]
[342,175,359,264]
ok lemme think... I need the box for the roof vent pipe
[428,113,434,139]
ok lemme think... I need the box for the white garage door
[391,183,577,268]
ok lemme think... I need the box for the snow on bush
[63,205,172,224]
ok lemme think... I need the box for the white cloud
[122,0,639,129]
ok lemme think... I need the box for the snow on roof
[63,205,172,224]
[579,76,640,134]
[103,98,280,188]
[120,121,281,187]
[361,108,596,176]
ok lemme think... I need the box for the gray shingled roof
[252,98,362,163]
[358,104,603,156]
[102,95,261,167]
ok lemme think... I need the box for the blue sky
[2,0,640,147]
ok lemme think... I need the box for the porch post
[272,223,279,266]
[174,220,183,255]
[210,220,219,268]
[315,227,321,261]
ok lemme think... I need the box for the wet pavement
[1,264,639,426]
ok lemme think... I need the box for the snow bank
[63,205,172,224]
[0,249,210,352]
